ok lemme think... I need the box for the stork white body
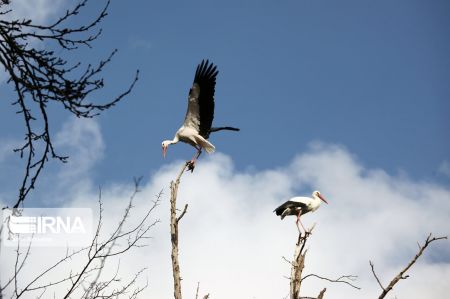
[174,126,215,153]
[274,191,328,231]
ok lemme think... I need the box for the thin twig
[301,274,360,290]
[369,261,385,291]
[195,282,200,299]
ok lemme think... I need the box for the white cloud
[0,139,19,163]
[54,116,104,178]
[0,117,103,205]
[0,139,21,202]
[129,36,153,51]
[5,0,67,24]
[438,160,450,178]
[1,134,449,298]
[39,117,105,203]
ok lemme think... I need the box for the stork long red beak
[318,194,328,204]
[162,146,167,158]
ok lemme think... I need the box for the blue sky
[1,1,450,298]
[1,0,449,190]
[98,0,450,184]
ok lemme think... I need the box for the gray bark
[170,162,189,299]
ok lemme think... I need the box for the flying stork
[274,191,328,232]
[161,60,239,171]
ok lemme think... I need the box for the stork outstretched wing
[183,60,218,138]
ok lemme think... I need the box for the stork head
[313,190,328,204]
[161,140,171,158]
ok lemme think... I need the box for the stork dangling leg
[187,148,203,172]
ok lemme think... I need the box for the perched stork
[162,60,239,171]
[274,191,328,232]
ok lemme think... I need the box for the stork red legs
[187,149,202,172]
[296,209,306,232]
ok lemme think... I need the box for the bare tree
[285,226,360,299]
[0,0,138,209]
[0,178,160,298]
[168,161,211,299]
[169,162,190,299]
[370,233,447,299]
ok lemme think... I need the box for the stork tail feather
[200,139,215,153]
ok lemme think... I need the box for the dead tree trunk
[170,162,190,299]
[288,226,359,299]
[290,232,309,299]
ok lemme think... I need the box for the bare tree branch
[317,288,326,299]
[369,261,385,291]
[370,233,447,299]
[195,282,200,299]
[301,274,360,290]
[0,0,139,209]
[177,204,188,222]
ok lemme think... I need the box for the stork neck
[162,136,179,146]
[312,195,322,205]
